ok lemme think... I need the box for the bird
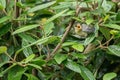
[74,23,95,38]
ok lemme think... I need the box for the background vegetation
[0,0,120,80]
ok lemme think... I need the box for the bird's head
[74,23,82,34]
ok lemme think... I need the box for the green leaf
[0,61,9,68]
[103,24,120,30]
[65,61,81,73]
[62,10,75,16]
[28,1,56,13]
[15,36,52,54]
[0,22,11,37]
[45,9,68,24]
[94,23,99,37]
[0,46,14,63]
[31,57,46,66]
[12,24,39,35]
[72,17,81,22]
[62,41,77,47]
[8,66,26,80]
[0,4,4,9]
[71,53,87,59]
[85,18,94,25]
[103,15,109,23]
[0,63,17,77]
[84,34,95,46]
[102,0,112,12]
[16,36,60,56]
[116,11,120,21]
[16,2,25,8]
[108,45,120,57]
[52,3,71,10]
[0,16,10,24]
[27,63,42,70]
[80,65,96,80]
[24,54,35,63]
[18,33,36,43]
[84,0,94,2]
[37,70,46,80]
[0,46,7,54]
[99,27,110,40]
[24,73,39,80]
[0,0,6,9]
[54,53,68,64]
[22,39,33,57]
[103,72,117,80]
[41,36,60,45]
[44,22,54,35]
[72,44,84,52]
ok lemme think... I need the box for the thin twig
[46,45,50,58]
[4,52,15,62]
[102,35,114,46]
[93,35,114,50]
[2,9,8,15]
[36,45,42,55]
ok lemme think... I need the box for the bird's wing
[81,24,95,33]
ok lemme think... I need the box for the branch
[47,6,81,60]
[50,20,75,56]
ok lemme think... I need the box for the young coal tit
[74,23,95,38]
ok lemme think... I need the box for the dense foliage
[0,0,120,80]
